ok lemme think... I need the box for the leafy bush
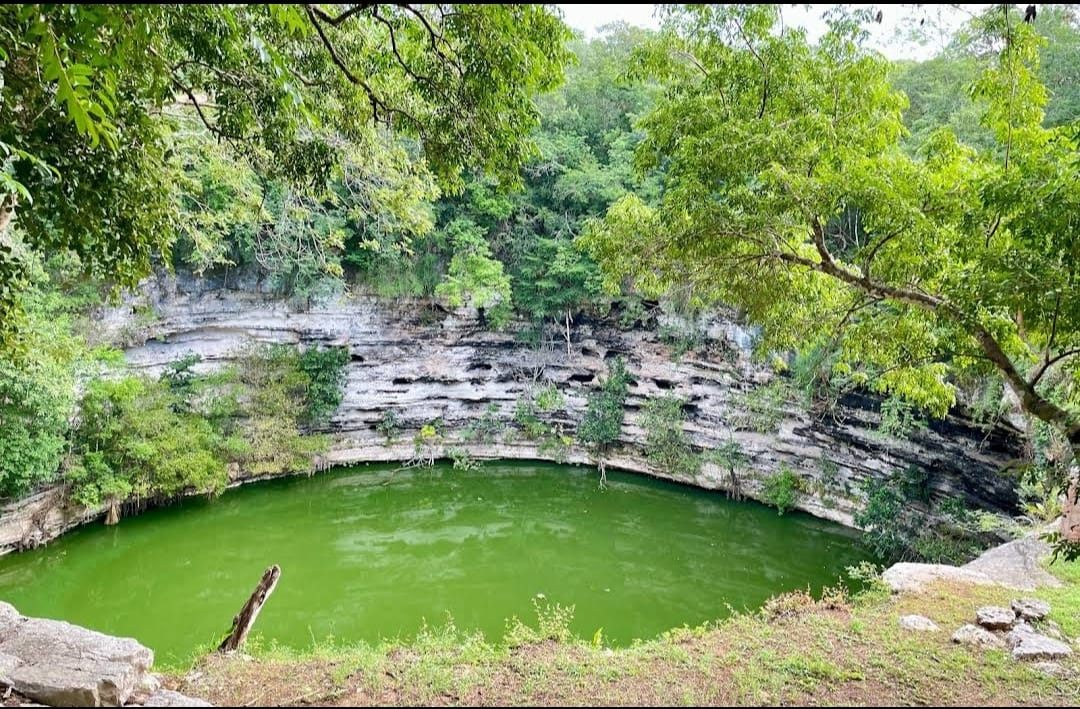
[641,395,700,478]
[376,409,401,441]
[449,448,482,471]
[234,345,328,476]
[854,469,978,564]
[761,466,802,515]
[578,357,630,450]
[464,403,504,443]
[298,346,349,426]
[69,376,232,508]
[534,383,563,412]
[0,356,73,499]
[738,379,789,434]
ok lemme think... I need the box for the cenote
[0,462,869,664]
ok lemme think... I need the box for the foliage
[641,395,701,478]
[231,345,329,477]
[0,257,94,499]
[761,467,803,515]
[298,346,349,427]
[434,218,513,328]
[0,3,573,349]
[577,357,630,451]
[876,396,928,440]
[376,409,401,442]
[853,468,978,564]
[505,595,576,647]
[579,6,1080,501]
[449,448,482,472]
[463,403,504,444]
[68,376,231,508]
[513,385,568,458]
[1018,467,1063,523]
[534,384,565,412]
[738,380,790,434]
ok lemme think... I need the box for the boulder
[963,536,1062,591]
[975,606,1016,631]
[952,624,1004,648]
[898,615,941,632]
[0,601,152,707]
[1006,624,1073,661]
[1010,598,1051,622]
[881,563,997,593]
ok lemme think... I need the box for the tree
[0,4,572,348]
[579,5,1080,551]
[435,217,513,327]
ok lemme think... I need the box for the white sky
[557,4,996,60]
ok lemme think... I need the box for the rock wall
[0,270,1025,555]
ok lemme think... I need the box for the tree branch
[732,16,768,119]
[1030,348,1080,388]
[307,3,377,27]
[770,221,1078,435]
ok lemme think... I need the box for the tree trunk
[104,499,120,526]
[1063,449,1080,543]
[565,309,572,356]
[219,565,281,653]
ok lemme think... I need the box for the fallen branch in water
[219,565,281,653]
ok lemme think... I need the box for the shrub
[298,346,349,426]
[854,469,978,565]
[761,466,802,515]
[376,409,401,441]
[641,395,700,478]
[68,376,231,508]
[738,379,789,433]
[578,357,630,450]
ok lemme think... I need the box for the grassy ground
[167,560,1079,707]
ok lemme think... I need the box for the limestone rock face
[0,273,1026,555]
[0,601,211,708]
[881,563,997,593]
[963,536,1063,591]
[0,601,151,706]
[975,606,1017,631]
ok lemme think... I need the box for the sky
[556,4,995,60]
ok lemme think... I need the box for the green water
[0,462,868,664]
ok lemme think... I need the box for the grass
[166,560,1080,706]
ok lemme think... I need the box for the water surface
[0,462,867,664]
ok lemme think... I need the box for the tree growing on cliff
[579,5,1080,554]
[0,3,572,350]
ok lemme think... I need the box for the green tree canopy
[0,3,572,348]
[579,5,1080,547]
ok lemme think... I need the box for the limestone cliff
[0,270,1024,555]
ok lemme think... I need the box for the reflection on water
[0,461,867,664]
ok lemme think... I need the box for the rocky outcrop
[881,563,999,593]
[962,535,1064,591]
[0,602,209,707]
[0,269,1025,554]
